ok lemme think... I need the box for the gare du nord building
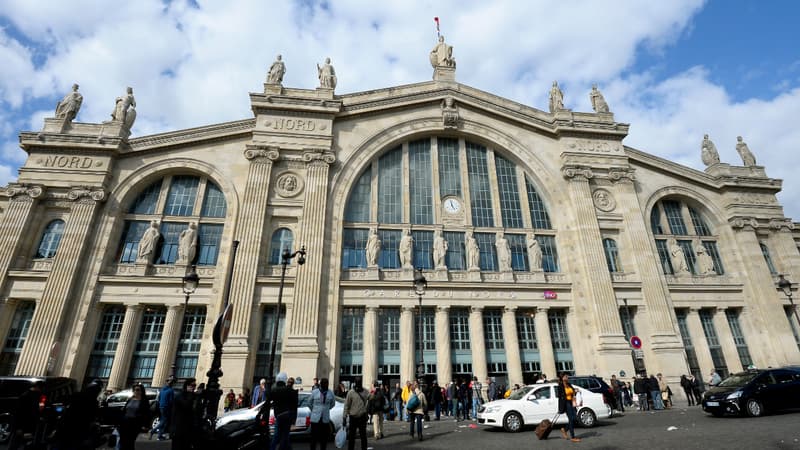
[1,43,799,397]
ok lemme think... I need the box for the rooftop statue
[590,84,609,113]
[549,81,564,113]
[701,134,720,166]
[55,83,83,122]
[429,35,456,68]
[111,86,137,130]
[267,54,286,84]
[317,57,337,89]
[736,136,757,166]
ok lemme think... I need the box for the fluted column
[501,306,523,386]
[0,185,44,295]
[0,299,20,347]
[685,307,714,382]
[769,220,800,276]
[712,308,743,374]
[284,150,336,358]
[152,304,185,385]
[469,306,487,383]
[400,306,415,382]
[435,306,452,384]
[362,306,379,385]
[16,187,105,376]
[535,307,557,379]
[107,305,144,391]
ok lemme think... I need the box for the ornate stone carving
[769,218,795,231]
[589,84,609,113]
[317,57,337,89]
[495,231,511,272]
[526,233,543,271]
[55,83,83,122]
[429,35,456,68]
[736,136,757,166]
[441,97,459,128]
[177,222,197,264]
[266,54,286,84]
[302,149,336,165]
[592,188,616,212]
[110,87,136,130]
[562,165,594,180]
[729,216,759,230]
[136,220,161,264]
[694,240,716,275]
[549,81,565,113]
[465,230,480,271]
[275,172,304,198]
[668,238,691,275]
[701,134,720,166]
[366,227,381,268]
[244,146,280,162]
[608,168,635,182]
[433,229,448,270]
[67,187,106,202]
[2,184,44,201]
[399,229,413,269]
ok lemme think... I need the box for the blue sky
[0,0,798,219]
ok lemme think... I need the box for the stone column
[282,150,336,377]
[225,147,279,384]
[107,305,144,392]
[16,187,105,376]
[469,306,487,383]
[0,299,19,347]
[435,306,452,384]
[561,167,628,374]
[535,306,557,379]
[362,306,379,385]
[400,306,415,382]
[712,308,743,374]
[769,222,800,276]
[0,185,44,295]
[152,304,185,386]
[685,307,714,382]
[501,306,523,386]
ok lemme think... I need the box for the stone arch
[645,186,727,232]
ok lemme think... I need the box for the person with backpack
[343,378,369,450]
[367,382,385,439]
[407,382,428,441]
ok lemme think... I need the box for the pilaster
[152,304,184,386]
[16,187,105,376]
[362,306,379,384]
[686,307,714,383]
[0,185,45,296]
[501,306,523,386]
[468,306,487,383]
[400,306,415,382]
[535,306,557,379]
[435,306,452,384]
[712,308,743,374]
[107,305,144,391]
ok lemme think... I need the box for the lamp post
[778,274,800,329]
[413,268,427,382]
[267,246,306,385]
[171,265,199,380]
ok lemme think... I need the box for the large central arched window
[342,137,558,272]
[117,175,227,266]
[650,198,723,276]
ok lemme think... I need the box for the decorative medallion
[275,172,304,198]
[592,188,616,212]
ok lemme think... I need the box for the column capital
[561,165,594,182]
[365,305,379,314]
[535,305,550,314]
[168,303,184,312]
[2,183,45,201]
[66,186,107,203]
[470,305,484,314]
[769,218,795,232]
[728,216,759,231]
[436,305,450,313]
[503,306,518,314]
[127,303,145,312]
[302,148,336,166]
[244,145,280,162]
[688,306,703,313]
[401,305,416,313]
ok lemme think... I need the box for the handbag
[335,426,347,449]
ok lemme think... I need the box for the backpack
[406,393,420,411]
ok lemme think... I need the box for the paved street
[127,405,800,450]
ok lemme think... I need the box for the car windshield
[507,386,534,400]
[718,372,758,387]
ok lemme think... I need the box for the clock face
[443,197,462,213]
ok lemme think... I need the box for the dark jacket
[367,389,385,415]
[633,377,647,394]
[555,382,575,414]
[270,383,298,418]
[432,384,443,404]
[171,390,199,438]
[122,396,151,428]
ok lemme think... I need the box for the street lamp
[267,246,306,385]
[170,265,200,379]
[413,268,427,381]
[778,274,800,329]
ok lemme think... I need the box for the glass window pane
[0,302,35,375]
[466,142,494,227]
[726,309,753,368]
[474,232,497,271]
[201,182,227,218]
[663,200,688,235]
[700,310,728,378]
[703,241,724,275]
[341,308,364,352]
[538,235,559,272]
[379,309,400,351]
[603,238,622,273]
[526,177,552,229]
[378,230,401,269]
[650,205,664,234]
[197,224,223,266]
[118,221,150,263]
[36,220,65,259]
[269,228,294,265]
[378,148,402,223]
[483,310,504,350]
[449,309,471,351]
[675,309,702,381]
[412,230,434,270]
[130,180,162,214]
[689,207,711,236]
[176,307,206,378]
[409,139,433,225]
[345,168,372,222]
[507,233,528,271]
[495,155,523,228]
[128,308,166,383]
[254,306,286,378]
[342,229,368,269]
[156,222,184,264]
[677,240,697,274]
[443,231,465,270]
[165,176,200,216]
[437,138,461,198]
[655,239,674,274]
[516,312,538,350]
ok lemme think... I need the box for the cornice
[127,119,255,152]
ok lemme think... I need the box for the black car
[98,387,159,430]
[569,376,616,410]
[0,376,77,444]
[702,366,800,417]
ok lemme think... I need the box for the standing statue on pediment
[55,83,83,122]
[466,231,480,271]
[177,222,197,264]
[399,228,414,269]
[527,233,543,271]
[433,229,448,269]
[669,238,690,275]
[429,35,456,68]
[317,57,337,89]
[366,227,381,267]
[694,240,716,275]
[590,84,609,113]
[549,81,565,113]
[136,220,161,264]
[495,231,511,272]
[736,136,757,166]
[267,54,286,84]
[701,134,720,166]
[111,86,137,130]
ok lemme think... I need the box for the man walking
[470,376,483,420]
[252,378,268,407]
[648,374,664,410]
[154,377,175,440]
[392,383,402,421]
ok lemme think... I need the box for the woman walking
[408,382,428,441]
[555,373,581,443]
[309,378,335,450]
[119,383,151,450]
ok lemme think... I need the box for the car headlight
[484,406,503,414]
[726,391,742,400]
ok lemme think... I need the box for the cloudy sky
[1,0,799,219]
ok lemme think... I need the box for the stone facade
[1,62,799,400]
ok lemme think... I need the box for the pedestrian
[657,374,671,408]
[153,377,174,440]
[470,376,483,420]
[610,374,624,412]
[335,381,347,398]
[252,378,268,407]
[680,375,695,406]
[171,378,199,450]
[270,372,298,450]
[633,375,648,411]
[535,373,547,384]
[224,389,236,412]
[431,381,443,420]
[392,382,403,421]
[708,370,722,387]
[446,381,456,417]
[367,382,385,439]
[486,378,496,402]
[236,392,245,409]
[457,379,469,421]
[8,380,43,450]
[119,383,151,450]
[648,374,664,410]
[401,380,412,421]
[690,375,702,404]
[52,378,103,450]
[556,373,581,442]
[309,378,335,450]
[408,382,428,441]
[343,377,369,450]
[312,377,320,391]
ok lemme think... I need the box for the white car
[477,383,612,432]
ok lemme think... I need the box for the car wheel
[577,408,597,427]
[746,399,764,417]
[502,411,523,433]
[0,416,12,444]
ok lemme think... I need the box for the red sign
[630,336,642,349]
[543,290,558,299]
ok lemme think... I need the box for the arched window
[603,238,622,273]
[342,137,558,272]
[269,228,294,265]
[651,198,723,275]
[760,242,778,275]
[117,176,227,265]
[35,220,65,259]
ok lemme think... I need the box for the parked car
[97,386,159,430]
[0,376,77,444]
[569,375,617,409]
[701,366,800,417]
[477,383,612,432]
[216,390,345,438]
